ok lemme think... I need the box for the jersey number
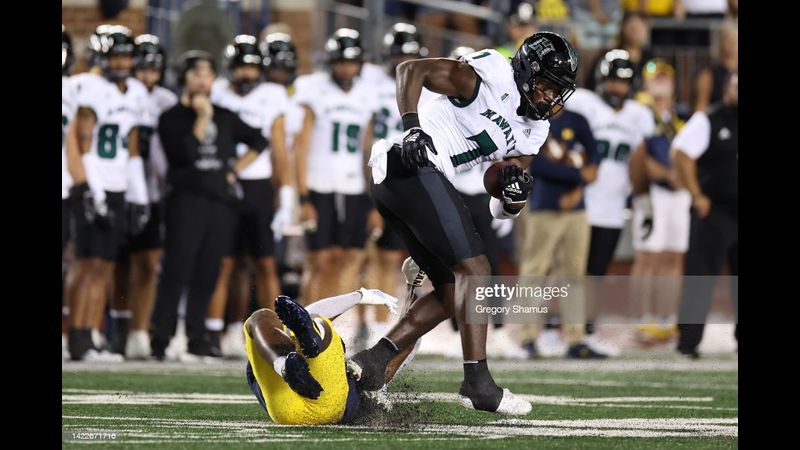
[450,130,498,167]
[597,140,631,162]
[97,124,120,159]
[332,122,361,153]
[373,107,401,140]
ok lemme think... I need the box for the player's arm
[69,106,109,219]
[270,115,297,238]
[294,105,317,228]
[394,58,478,168]
[232,112,269,173]
[396,58,478,115]
[305,289,398,321]
[125,127,151,233]
[673,149,710,217]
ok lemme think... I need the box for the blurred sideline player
[566,49,654,355]
[294,29,380,304]
[351,33,579,414]
[245,258,424,424]
[353,23,435,351]
[628,58,688,344]
[65,26,149,361]
[206,35,294,358]
[63,26,78,359]
[110,34,178,359]
[496,2,538,60]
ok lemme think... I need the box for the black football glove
[126,203,151,236]
[70,182,112,229]
[400,127,437,169]
[499,164,533,209]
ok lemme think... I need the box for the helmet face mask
[512,32,578,120]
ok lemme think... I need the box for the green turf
[62,357,737,449]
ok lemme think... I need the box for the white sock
[273,355,288,376]
[227,321,244,334]
[205,318,224,332]
[109,309,132,319]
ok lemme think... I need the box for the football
[483,160,517,198]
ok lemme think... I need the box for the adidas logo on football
[523,129,531,138]
[506,182,522,195]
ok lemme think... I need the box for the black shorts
[587,226,622,276]
[229,179,275,258]
[305,191,372,251]
[72,191,126,261]
[62,198,71,254]
[376,222,406,251]
[126,202,165,252]
[370,147,484,285]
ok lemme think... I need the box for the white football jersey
[211,79,288,180]
[294,71,380,194]
[418,49,550,182]
[566,88,655,228]
[76,75,148,193]
[62,76,78,199]
[451,161,492,196]
[138,85,177,202]
[284,95,306,154]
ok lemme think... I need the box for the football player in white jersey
[350,32,578,415]
[108,34,178,359]
[293,29,380,304]
[65,26,149,361]
[203,35,293,357]
[566,49,655,278]
[62,26,78,360]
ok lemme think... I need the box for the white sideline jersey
[294,72,380,195]
[566,88,655,228]
[138,85,177,202]
[371,66,437,142]
[75,75,147,193]
[62,76,78,199]
[211,79,288,180]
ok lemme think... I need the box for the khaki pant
[517,210,590,345]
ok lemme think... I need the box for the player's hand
[300,202,318,233]
[72,182,111,229]
[226,171,244,200]
[692,193,711,218]
[126,203,151,236]
[499,164,533,208]
[559,187,583,211]
[357,287,399,315]
[491,218,513,238]
[191,94,213,119]
[400,127,437,169]
[367,209,384,241]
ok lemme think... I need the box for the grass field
[62,352,737,448]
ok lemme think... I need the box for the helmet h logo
[529,38,555,59]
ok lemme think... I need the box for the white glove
[271,185,296,241]
[491,217,513,238]
[357,288,399,315]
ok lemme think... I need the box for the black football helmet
[260,32,298,85]
[86,24,112,70]
[383,22,428,59]
[326,28,363,63]
[99,25,135,83]
[62,25,74,75]
[224,35,263,95]
[511,31,578,120]
[133,34,166,71]
[595,49,634,109]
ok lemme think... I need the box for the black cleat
[348,339,397,391]
[283,352,323,399]
[275,295,321,358]
[677,347,700,360]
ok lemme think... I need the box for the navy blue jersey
[529,110,599,211]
